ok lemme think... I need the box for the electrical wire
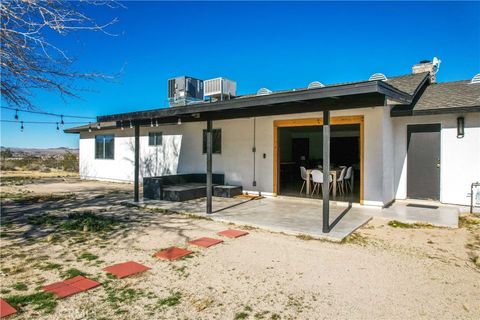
[1,106,96,119]
[1,120,88,124]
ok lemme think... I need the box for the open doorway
[274,118,363,203]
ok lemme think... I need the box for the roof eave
[97,81,412,123]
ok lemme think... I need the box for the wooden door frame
[273,115,364,204]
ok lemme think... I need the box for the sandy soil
[1,178,479,319]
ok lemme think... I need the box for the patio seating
[299,166,310,195]
[144,173,241,201]
[311,169,332,196]
[336,167,347,195]
[344,166,353,193]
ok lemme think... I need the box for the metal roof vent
[256,87,272,96]
[369,73,388,81]
[470,73,480,84]
[307,81,326,89]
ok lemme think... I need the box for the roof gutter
[97,81,412,123]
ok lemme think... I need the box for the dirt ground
[1,177,479,319]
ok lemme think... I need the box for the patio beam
[134,124,140,202]
[206,119,213,214]
[322,110,330,233]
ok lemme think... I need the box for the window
[95,135,114,159]
[202,129,221,154]
[148,132,163,146]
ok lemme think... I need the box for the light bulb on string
[20,121,24,132]
[88,122,92,132]
[60,115,64,127]
[177,118,182,125]
[120,121,124,130]
[155,119,158,127]
[129,120,133,129]
[14,109,19,121]
[150,119,153,127]
[56,122,59,131]
[96,123,101,130]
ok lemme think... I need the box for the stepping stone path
[0,229,249,315]
[0,299,16,318]
[218,229,249,238]
[188,237,224,248]
[103,261,150,279]
[43,275,101,298]
[154,247,193,261]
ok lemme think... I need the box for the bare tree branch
[0,0,122,109]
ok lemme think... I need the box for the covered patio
[131,196,375,241]
[99,80,412,234]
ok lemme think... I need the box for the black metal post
[322,110,330,233]
[134,123,140,202]
[206,119,213,214]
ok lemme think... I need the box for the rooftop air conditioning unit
[168,76,204,107]
[204,77,237,101]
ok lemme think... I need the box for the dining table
[305,168,342,197]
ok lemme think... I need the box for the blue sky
[1,1,479,148]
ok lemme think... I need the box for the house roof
[391,80,480,116]
[385,72,429,96]
[92,80,411,126]
[64,71,479,133]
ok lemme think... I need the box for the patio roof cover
[96,80,412,125]
[91,80,414,234]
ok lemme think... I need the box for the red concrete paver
[154,247,193,261]
[217,229,249,238]
[188,237,224,248]
[44,282,83,298]
[0,298,16,318]
[103,261,150,279]
[43,276,100,298]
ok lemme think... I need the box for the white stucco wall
[78,106,397,206]
[393,112,480,206]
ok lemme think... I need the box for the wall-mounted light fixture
[457,116,465,138]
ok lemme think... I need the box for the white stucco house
[66,59,480,209]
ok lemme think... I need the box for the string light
[14,109,19,121]
[120,121,124,130]
[60,115,64,127]
[150,119,153,127]
[56,122,59,131]
[20,121,24,132]
[155,119,158,127]
[88,122,92,132]
[129,120,133,129]
[177,118,182,125]
[1,106,95,120]
[96,123,101,130]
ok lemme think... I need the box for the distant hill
[0,146,79,157]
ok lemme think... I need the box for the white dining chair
[344,166,353,193]
[336,167,347,195]
[299,166,310,195]
[311,169,332,196]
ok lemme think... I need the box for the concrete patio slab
[131,196,375,242]
[378,200,460,228]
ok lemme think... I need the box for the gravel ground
[1,178,479,319]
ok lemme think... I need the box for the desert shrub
[62,152,79,172]
[0,160,17,171]
[60,211,119,232]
